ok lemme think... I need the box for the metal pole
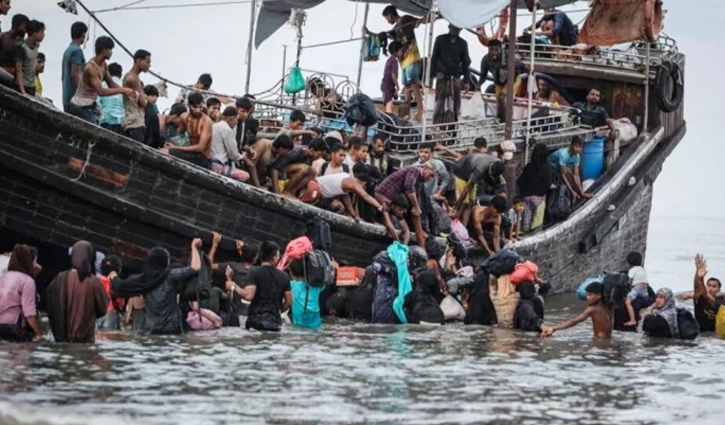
[643,41,651,134]
[356,2,370,87]
[504,0,517,140]
[280,45,287,103]
[524,2,537,163]
[293,26,303,106]
[421,3,436,142]
[244,0,257,94]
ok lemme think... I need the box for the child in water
[542,282,613,338]
[624,251,652,327]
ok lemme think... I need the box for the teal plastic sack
[389,241,411,324]
[577,275,605,300]
[364,35,381,62]
[284,67,305,94]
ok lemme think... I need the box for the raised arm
[694,253,713,306]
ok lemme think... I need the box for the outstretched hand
[695,253,708,278]
[541,326,554,337]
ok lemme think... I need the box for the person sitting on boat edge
[375,164,436,247]
[122,49,151,143]
[287,258,323,330]
[13,19,44,97]
[99,62,125,135]
[206,97,221,123]
[300,162,385,222]
[470,195,507,257]
[542,281,613,338]
[226,241,292,332]
[159,102,186,143]
[676,254,724,332]
[210,106,255,183]
[526,7,579,47]
[269,137,326,198]
[452,137,504,226]
[277,109,316,145]
[548,137,591,200]
[573,87,617,140]
[0,244,44,342]
[162,91,213,169]
[69,36,136,125]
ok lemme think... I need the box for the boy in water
[542,282,613,338]
[288,258,323,330]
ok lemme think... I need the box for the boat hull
[0,84,685,293]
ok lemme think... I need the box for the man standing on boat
[0,0,10,32]
[61,22,87,113]
[430,24,471,124]
[0,13,27,85]
[68,36,136,124]
[122,49,151,143]
[367,6,432,123]
[573,87,617,140]
[478,39,524,122]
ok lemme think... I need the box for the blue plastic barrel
[582,136,605,181]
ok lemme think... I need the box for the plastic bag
[440,295,466,321]
[284,67,306,94]
[716,305,725,337]
[460,92,486,121]
[577,275,605,301]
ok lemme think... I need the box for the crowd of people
[0,4,609,254]
[0,229,721,342]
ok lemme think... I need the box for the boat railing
[251,87,587,154]
[515,35,678,73]
[253,68,360,110]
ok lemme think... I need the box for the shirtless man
[300,171,384,222]
[68,36,136,124]
[542,281,613,338]
[536,78,569,107]
[163,92,213,169]
[470,195,507,257]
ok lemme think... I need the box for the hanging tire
[655,61,683,113]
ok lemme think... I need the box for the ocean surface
[1,216,725,425]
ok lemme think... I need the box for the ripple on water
[1,306,725,424]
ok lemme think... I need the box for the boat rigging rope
[94,0,252,13]
[93,0,148,14]
[71,139,97,181]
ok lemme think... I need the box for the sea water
[0,216,724,425]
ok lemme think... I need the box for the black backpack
[304,250,336,288]
[179,248,212,302]
[677,308,699,340]
[547,184,572,221]
[307,219,332,253]
[347,266,375,321]
[601,272,630,306]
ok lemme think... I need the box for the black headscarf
[416,270,439,295]
[112,247,170,298]
[70,241,96,281]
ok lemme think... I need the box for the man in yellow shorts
[452,137,505,226]
[478,39,523,121]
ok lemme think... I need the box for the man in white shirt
[210,106,255,182]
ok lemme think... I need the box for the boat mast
[356,2,370,87]
[421,1,437,144]
[504,0,518,139]
[244,0,257,94]
[524,1,538,163]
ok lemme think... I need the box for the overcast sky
[10,0,724,219]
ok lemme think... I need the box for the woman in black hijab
[517,142,552,232]
[112,239,201,335]
[513,281,546,333]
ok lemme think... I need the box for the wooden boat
[0,2,686,293]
